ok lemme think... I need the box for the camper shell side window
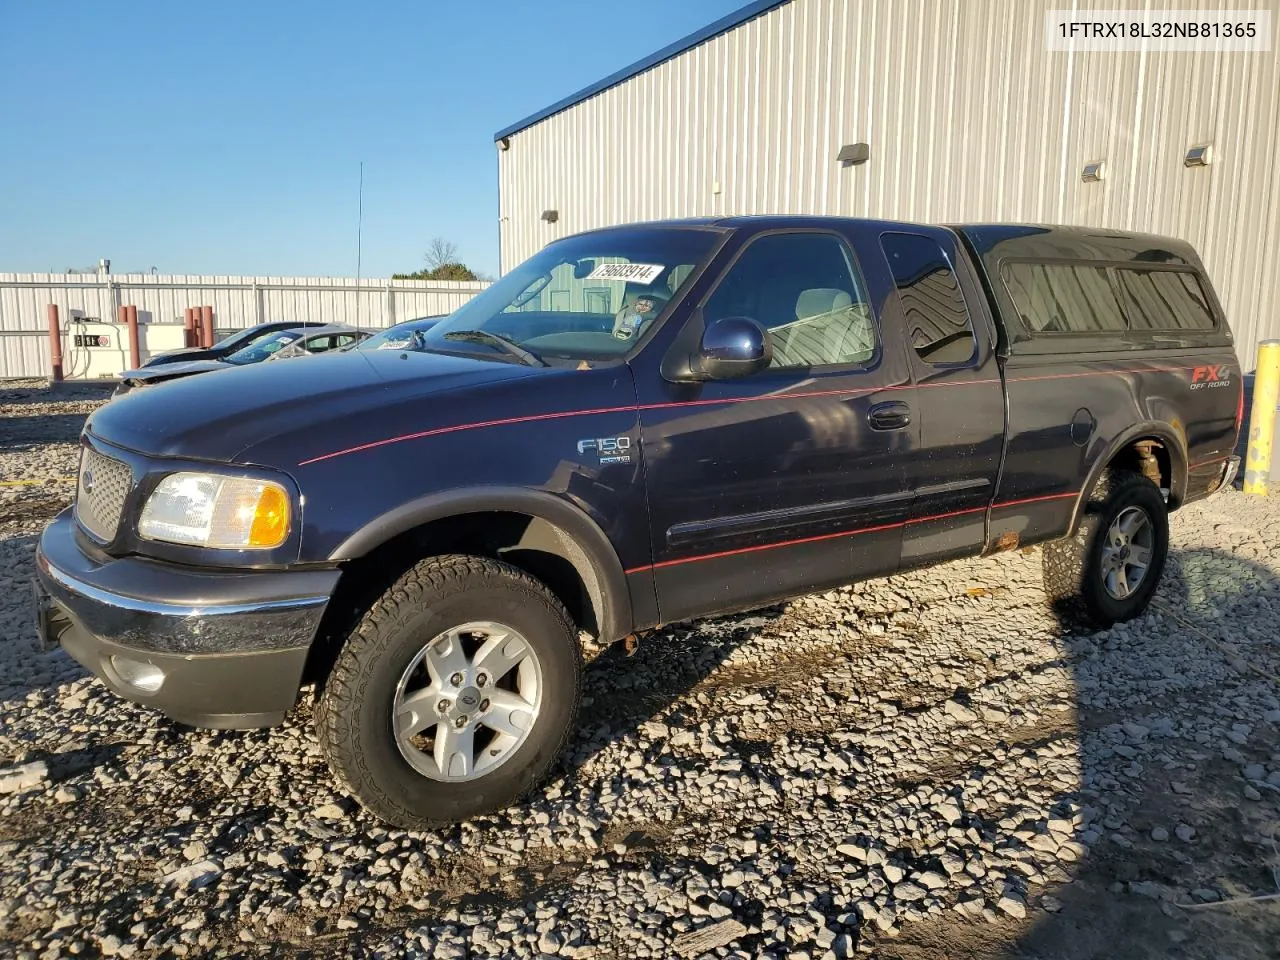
[997,258,1226,351]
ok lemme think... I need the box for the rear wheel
[315,555,581,828]
[1042,470,1169,627]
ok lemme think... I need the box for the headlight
[138,473,291,549]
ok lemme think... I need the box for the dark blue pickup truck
[35,217,1243,827]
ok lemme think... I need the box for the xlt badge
[577,436,632,464]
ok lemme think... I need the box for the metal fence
[0,273,491,379]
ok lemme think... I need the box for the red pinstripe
[637,518,906,572]
[1189,456,1227,470]
[624,490,1079,574]
[298,364,1201,466]
[1002,364,1188,384]
[297,403,640,465]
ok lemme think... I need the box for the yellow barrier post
[1243,340,1280,495]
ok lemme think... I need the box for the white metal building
[494,0,1280,367]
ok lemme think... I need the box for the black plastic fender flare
[329,486,633,642]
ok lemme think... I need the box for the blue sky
[0,0,744,279]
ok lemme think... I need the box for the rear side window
[880,233,977,365]
[1001,262,1127,333]
[1116,268,1216,331]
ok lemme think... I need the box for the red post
[126,305,141,370]
[47,304,63,382]
[184,308,196,348]
[200,305,214,348]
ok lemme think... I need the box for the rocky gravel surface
[1,379,1278,959]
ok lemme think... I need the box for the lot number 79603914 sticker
[586,263,665,285]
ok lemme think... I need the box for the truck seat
[770,288,875,367]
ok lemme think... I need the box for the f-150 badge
[577,436,632,464]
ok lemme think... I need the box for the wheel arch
[328,487,633,645]
[1067,421,1188,536]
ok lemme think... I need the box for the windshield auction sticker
[1045,9,1270,51]
[587,263,665,284]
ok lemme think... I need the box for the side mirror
[693,317,772,380]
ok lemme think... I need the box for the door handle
[868,400,911,431]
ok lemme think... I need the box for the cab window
[304,336,336,353]
[880,233,977,365]
[702,233,877,369]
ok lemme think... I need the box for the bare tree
[393,237,479,281]
[424,237,460,272]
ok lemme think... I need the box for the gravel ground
[1,379,1278,960]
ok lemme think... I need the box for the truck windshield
[422,227,721,361]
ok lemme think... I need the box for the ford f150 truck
[34,217,1243,828]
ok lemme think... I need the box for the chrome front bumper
[34,510,341,729]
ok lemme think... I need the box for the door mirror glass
[694,316,772,379]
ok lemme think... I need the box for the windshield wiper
[442,330,546,367]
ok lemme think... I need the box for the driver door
[631,228,916,624]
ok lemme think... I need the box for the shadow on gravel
[0,386,58,407]
[561,612,776,781]
[0,383,116,406]
[21,743,126,784]
[0,413,93,449]
[997,547,1280,960]
[0,532,88,702]
[0,499,71,527]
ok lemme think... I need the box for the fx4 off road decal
[1190,364,1232,389]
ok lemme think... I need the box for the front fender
[329,486,633,642]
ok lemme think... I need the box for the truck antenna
[356,160,364,325]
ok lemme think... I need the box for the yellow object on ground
[1244,340,1280,495]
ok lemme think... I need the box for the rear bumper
[35,510,340,729]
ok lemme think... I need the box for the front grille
[74,448,133,542]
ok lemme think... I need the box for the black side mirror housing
[692,316,772,380]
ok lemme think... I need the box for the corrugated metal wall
[0,274,489,379]
[497,0,1280,366]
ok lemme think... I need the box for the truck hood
[88,349,543,463]
[141,346,221,367]
[122,358,229,383]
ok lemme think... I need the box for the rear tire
[314,554,582,829]
[1042,470,1169,628]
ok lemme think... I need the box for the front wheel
[1042,470,1169,627]
[315,555,582,829]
